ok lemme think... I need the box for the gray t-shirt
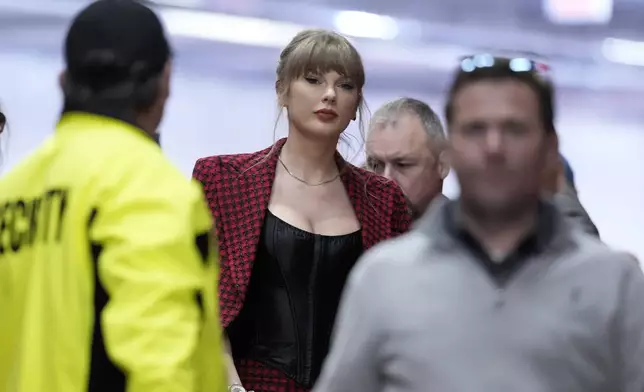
[314,203,644,392]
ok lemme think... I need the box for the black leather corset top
[228,210,363,387]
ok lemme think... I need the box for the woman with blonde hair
[193,29,411,392]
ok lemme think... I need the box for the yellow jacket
[0,113,226,392]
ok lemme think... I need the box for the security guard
[0,1,226,392]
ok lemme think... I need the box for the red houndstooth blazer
[192,138,411,328]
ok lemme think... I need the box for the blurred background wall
[1,0,643,260]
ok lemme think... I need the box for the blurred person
[561,154,576,189]
[0,110,5,135]
[0,1,226,392]
[364,98,598,232]
[542,153,599,237]
[365,98,449,219]
[193,29,411,392]
[0,109,6,164]
[314,55,644,392]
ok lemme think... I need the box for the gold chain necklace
[278,157,340,186]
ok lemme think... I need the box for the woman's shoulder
[193,143,278,179]
[345,164,411,234]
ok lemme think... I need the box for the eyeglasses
[458,54,551,81]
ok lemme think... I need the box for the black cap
[64,0,171,89]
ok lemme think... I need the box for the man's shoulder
[0,137,69,199]
[1,135,198,208]
[569,229,616,258]
[0,134,55,179]
[360,230,431,269]
[564,230,640,276]
[86,140,200,205]
[347,232,434,303]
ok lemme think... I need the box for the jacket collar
[418,198,574,256]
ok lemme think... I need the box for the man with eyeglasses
[313,55,644,392]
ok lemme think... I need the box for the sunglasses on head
[458,54,551,80]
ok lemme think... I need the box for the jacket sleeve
[192,157,238,328]
[391,183,412,236]
[88,176,218,392]
[614,255,644,392]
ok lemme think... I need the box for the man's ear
[160,61,172,100]
[546,131,560,166]
[539,132,561,195]
[58,70,67,90]
[437,150,450,180]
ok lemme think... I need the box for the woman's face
[283,70,359,139]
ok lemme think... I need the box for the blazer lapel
[337,155,384,251]
[226,139,285,290]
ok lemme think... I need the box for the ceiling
[304,0,644,40]
[1,0,644,105]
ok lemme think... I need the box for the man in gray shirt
[314,55,644,392]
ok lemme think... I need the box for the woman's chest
[269,179,360,236]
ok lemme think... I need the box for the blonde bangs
[279,30,365,88]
